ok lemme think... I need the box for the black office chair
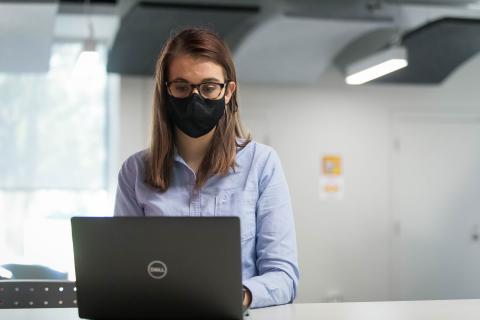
[0,264,76,309]
[1,264,68,280]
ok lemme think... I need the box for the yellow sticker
[322,155,342,176]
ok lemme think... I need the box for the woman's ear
[224,81,236,105]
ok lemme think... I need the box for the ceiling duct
[335,27,399,70]
[374,17,480,84]
[106,1,259,75]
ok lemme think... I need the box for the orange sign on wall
[322,155,342,176]
[319,154,344,200]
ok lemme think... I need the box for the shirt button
[221,194,228,203]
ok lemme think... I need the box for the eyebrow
[171,77,223,83]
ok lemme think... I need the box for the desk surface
[3,299,480,320]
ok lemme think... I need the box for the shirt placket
[175,153,202,217]
[186,169,201,216]
[190,188,202,216]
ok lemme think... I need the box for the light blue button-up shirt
[114,140,299,308]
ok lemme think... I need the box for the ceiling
[1,0,480,83]
[54,0,480,7]
[234,16,388,83]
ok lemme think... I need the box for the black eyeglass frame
[165,80,231,100]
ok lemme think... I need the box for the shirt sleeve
[113,156,144,217]
[242,148,300,308]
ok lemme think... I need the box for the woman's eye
[201,84,219,93]
[174,84,189,92]
[203,86,215,92]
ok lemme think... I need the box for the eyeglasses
[165,80,229,100]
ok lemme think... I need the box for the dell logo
[147,261,168,279]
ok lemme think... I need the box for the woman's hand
[242,286,252,308]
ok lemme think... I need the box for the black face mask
[167,93,225,138]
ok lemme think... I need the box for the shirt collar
[173,145,187,166]
[172,137,251,165]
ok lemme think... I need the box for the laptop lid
[71,217,243,320]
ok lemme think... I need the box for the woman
[114,27,299,309]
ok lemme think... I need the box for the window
[0,43,113,279]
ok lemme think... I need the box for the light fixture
[345,0,408,85]
[75,38,100,74]
[74,0,101,76]
[345,46,408,85]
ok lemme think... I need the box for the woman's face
[168,54,236,104]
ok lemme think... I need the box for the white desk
[2,299,480,320]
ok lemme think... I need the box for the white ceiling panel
[234,15,389,84]
[0,2,58,73]
[54,14,119,42]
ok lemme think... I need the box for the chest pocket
[214,190,257,242]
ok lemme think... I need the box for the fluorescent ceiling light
[345,46,408,85]
[74,36,102,76]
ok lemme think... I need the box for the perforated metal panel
[107,1,259,75]
[0,281,77,309]
[374,18,480,84]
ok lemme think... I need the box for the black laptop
[71,217,243,319]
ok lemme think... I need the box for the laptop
[71,216,243,320]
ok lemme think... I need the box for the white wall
[240,83,391,303]
[117,54,480,303]
[118,76,153,165]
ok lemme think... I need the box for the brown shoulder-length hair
[145,27,251,192]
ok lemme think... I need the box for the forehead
[168,54,225,82]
